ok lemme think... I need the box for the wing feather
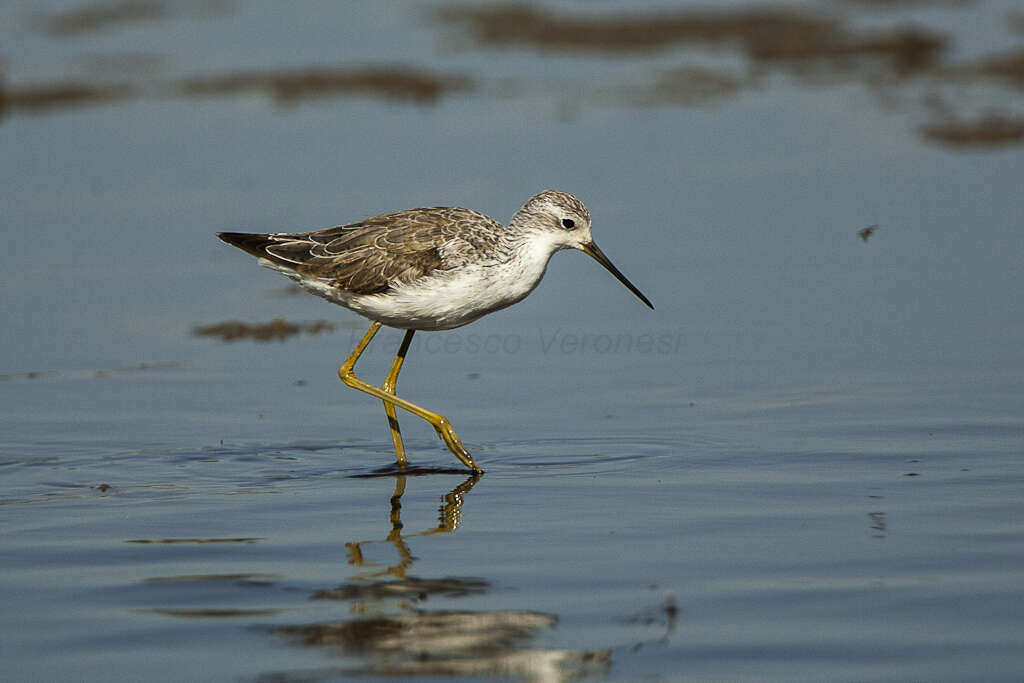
[221,207,506,296]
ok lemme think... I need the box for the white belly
[304,255,552,331]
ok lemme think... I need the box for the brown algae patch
[192,319,337,343]
[938,48,1024,89]
[28,0,234,38]
[433,2,947,76]
[434,4,836,55]
[0,64,472,120]
[918,113,1024,148]
[0,79,139,116]
[176,65,473,106]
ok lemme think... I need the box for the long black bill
[581,241,654,310]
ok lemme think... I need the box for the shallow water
[3,1,1024,681]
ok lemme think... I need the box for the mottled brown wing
[245,207,503,296]
[298,219,445,295]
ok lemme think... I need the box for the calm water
[3,1,1023,681]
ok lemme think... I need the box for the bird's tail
[217,232,277,260]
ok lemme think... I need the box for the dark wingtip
[217,231,252,247]
[217,231,275,259]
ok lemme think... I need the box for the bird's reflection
[268,473,610,681]
[340,473,479,589]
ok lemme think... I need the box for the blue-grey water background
[2,1,1023,681]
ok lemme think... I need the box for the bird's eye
[561,218,576,229]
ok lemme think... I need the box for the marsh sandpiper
[219,190,653,472]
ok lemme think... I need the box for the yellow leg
[381,330,414,469]
[339,322,482,473]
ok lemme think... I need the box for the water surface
[2,1,1023,681]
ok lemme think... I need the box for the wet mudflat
[3,1,1023,681]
